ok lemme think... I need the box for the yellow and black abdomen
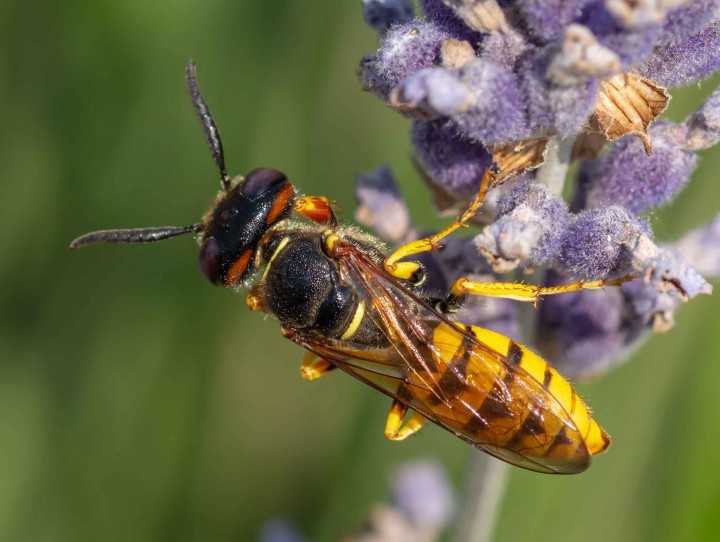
[414,323,610,474]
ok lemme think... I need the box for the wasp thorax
[198,168,295,287]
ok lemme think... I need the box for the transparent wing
[289,240,590,474]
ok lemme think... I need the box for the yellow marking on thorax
[340,300,366,340]
[261,236,290,283]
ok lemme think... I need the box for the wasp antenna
[69,224,204,250]
[186,60,230,191]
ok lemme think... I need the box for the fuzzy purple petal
[419,0,486,44]
[638,20,720,88]
[479,28,533,71]
[657,0,720,47]
[399,67,472,115]
[475,182,571,271]
[643,250,712,299]
[558,206,652,280]
[450,60,530,145]
[411,119,493,197]
[516,0,594,44]
[355,165,411,244]
[579,122,698,213]
[519,48,599,137]
[581,4,662,66]
[378,20,450,87]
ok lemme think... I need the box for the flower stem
[450,451,509,542]
[450,138,575,542]
[534,136,575,196]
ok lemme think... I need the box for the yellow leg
[384,167,498,280]
[384,399,428,441]
[300,352,336,381]
[449,274,638,308]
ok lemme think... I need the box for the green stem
[450,452,509,542]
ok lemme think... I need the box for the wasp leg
[300,352,336,381]
[447,274,638,309]
[383,167,498,281]
[384,399,428,441]
[294,196,337,227]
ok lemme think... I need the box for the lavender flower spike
[359,0,718,383]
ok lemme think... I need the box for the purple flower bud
[449,59,530,145]
[358,53,394,101]
[378,20,449,87]
[259,519,306,542]
[579,122,698,213]
[516,0,594,43]
[392,460,455,529]
[479,28,532,71]
[363,0,415,34]
[411,119,492,197]
[354,165,411,244]
[686,85,720,150]
[398,67,473,116]
[475,182,571,271]
[546,24,621,86]
[605,0,686,29]
[557,206,652,280]
[580,3,662,66]
[638,20,720,88]
[519,48,599,137]
[643,250,712,299]
[537,276,650,380]
[419,0,485,43]
[672,212,720,278]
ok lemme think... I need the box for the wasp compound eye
[240,168,289,198]
[199,237,223,285]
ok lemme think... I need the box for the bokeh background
[1,1,720,541]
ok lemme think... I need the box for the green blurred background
[1,1,719,540]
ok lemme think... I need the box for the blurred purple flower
[391,460,455,529]
[345,459,455,542]
[363,0,415,34]
[259,519,306,542]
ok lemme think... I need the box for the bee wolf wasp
[71,61,629,474]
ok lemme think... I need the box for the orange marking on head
[266,183,295,225]
[225,248,254,285]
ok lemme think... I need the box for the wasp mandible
[71,61,633,474]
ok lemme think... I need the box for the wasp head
[199,168,295,287]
